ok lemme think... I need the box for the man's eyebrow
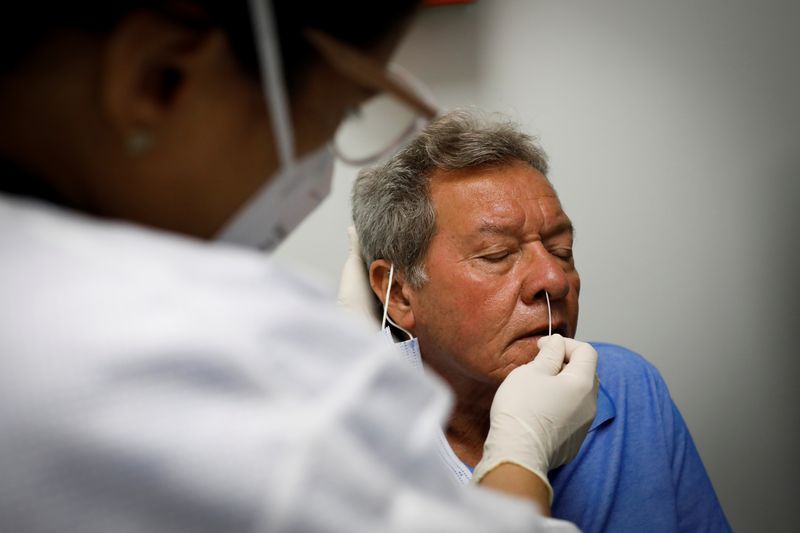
[543,220,575,239]
[477,220,518,234]
[477,219,575,238]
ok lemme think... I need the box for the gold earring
[126,129,154,156]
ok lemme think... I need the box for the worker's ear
[99,10,221,149]
[369,259,416,332]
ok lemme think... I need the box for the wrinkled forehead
[429,160,557,195]
[427,161,568,234]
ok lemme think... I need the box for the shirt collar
[590,383,616,432]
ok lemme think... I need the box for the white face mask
[215,0,335,251]
[215,144,334,251]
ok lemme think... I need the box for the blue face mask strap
[381,263,414,341]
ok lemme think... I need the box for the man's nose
[520,244,570,305]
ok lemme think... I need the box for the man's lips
[513,322,569,343]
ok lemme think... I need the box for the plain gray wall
[275,1,800,531]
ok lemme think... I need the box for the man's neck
[441,376,498,468]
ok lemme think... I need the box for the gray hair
[351,109,549,288]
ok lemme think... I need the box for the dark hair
[0,1,419,88]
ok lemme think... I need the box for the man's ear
[99,11,220,148]
[369,259,416,332]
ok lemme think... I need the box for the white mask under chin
[380,326,423,373]
[215,0,334,251]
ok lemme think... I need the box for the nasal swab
[545,290,552,337]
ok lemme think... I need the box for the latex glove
[337,225,381,327]
[472,334,599,503]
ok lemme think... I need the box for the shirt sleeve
[659,380,732,532]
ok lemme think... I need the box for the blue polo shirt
[546,343,731,532]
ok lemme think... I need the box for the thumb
[529,334,566,375]
[560,338,599,380]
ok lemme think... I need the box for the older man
[346,111,731,532]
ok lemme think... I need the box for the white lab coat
[0,193,578,533]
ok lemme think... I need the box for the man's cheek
[571,270,581,295]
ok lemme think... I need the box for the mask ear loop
[381,264,414,341]
[248,0,294,168]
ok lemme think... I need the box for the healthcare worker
[0,2,598,532]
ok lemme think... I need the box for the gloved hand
[472,334,599,503]
[337,225,381,327]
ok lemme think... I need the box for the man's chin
[484,344,543,382]
[508,336,547,363]
[507,326,573,360]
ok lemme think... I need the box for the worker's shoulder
[0,194,374,363]
[2,192,316,298]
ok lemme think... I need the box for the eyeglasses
[305,29,439,166]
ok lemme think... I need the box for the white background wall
[276,1,799,530]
